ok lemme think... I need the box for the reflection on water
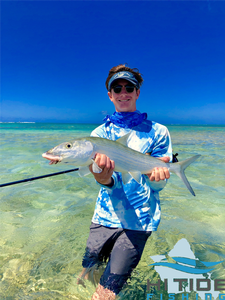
[0,124,225,299]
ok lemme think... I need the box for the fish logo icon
[117,72,125,77]
[115,72,132,78]
[149,238,224,297]
[150,256,223,274]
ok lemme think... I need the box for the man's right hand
[89,153,115,186]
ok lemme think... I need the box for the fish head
[42,138,94,166]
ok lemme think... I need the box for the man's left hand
[147,156,170,182]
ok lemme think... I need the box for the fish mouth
[42,152,62,165]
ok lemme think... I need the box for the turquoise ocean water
[0,123,225,300]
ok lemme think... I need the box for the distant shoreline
[0,122,225,127]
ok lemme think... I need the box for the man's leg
[78,268,116,300]
[92,230,152,299]
[78,223,123,287]
[77,266,104,287]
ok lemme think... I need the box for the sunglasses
[112,85,136,94]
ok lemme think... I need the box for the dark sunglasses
[112,85,136,94]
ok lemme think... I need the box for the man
[79,64,172,300]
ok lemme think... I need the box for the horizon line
[1,121,225,126]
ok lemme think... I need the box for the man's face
[108,79,140,112]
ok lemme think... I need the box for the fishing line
[0,168,79,188]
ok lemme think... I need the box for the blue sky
[1,0,225,125]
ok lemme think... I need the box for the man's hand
[89,153,115,185]
[147,156,170,182]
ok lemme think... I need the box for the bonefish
[42,133,200,196]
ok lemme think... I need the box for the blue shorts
[82,223,151,294]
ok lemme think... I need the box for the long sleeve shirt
[90,118,172,232]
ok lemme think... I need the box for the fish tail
[171,155,201,196]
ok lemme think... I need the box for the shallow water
[0,123,225,300]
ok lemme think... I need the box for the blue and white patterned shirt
[91,117,172,232]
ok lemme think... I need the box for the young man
[79,64,172,300]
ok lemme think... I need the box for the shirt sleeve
[146,124,173,191]
[150,124,173,162]
[95,171,120,191]
[90,125,108,138]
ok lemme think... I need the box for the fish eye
[65,143,72,149]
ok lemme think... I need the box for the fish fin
[121,172,132,185]
[78,166,91,177]
[116,133,131,146]
[129,171,142,183]
[171,155,201,196]
[91,159,102,174]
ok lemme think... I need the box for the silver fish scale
[84,137,168,174]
